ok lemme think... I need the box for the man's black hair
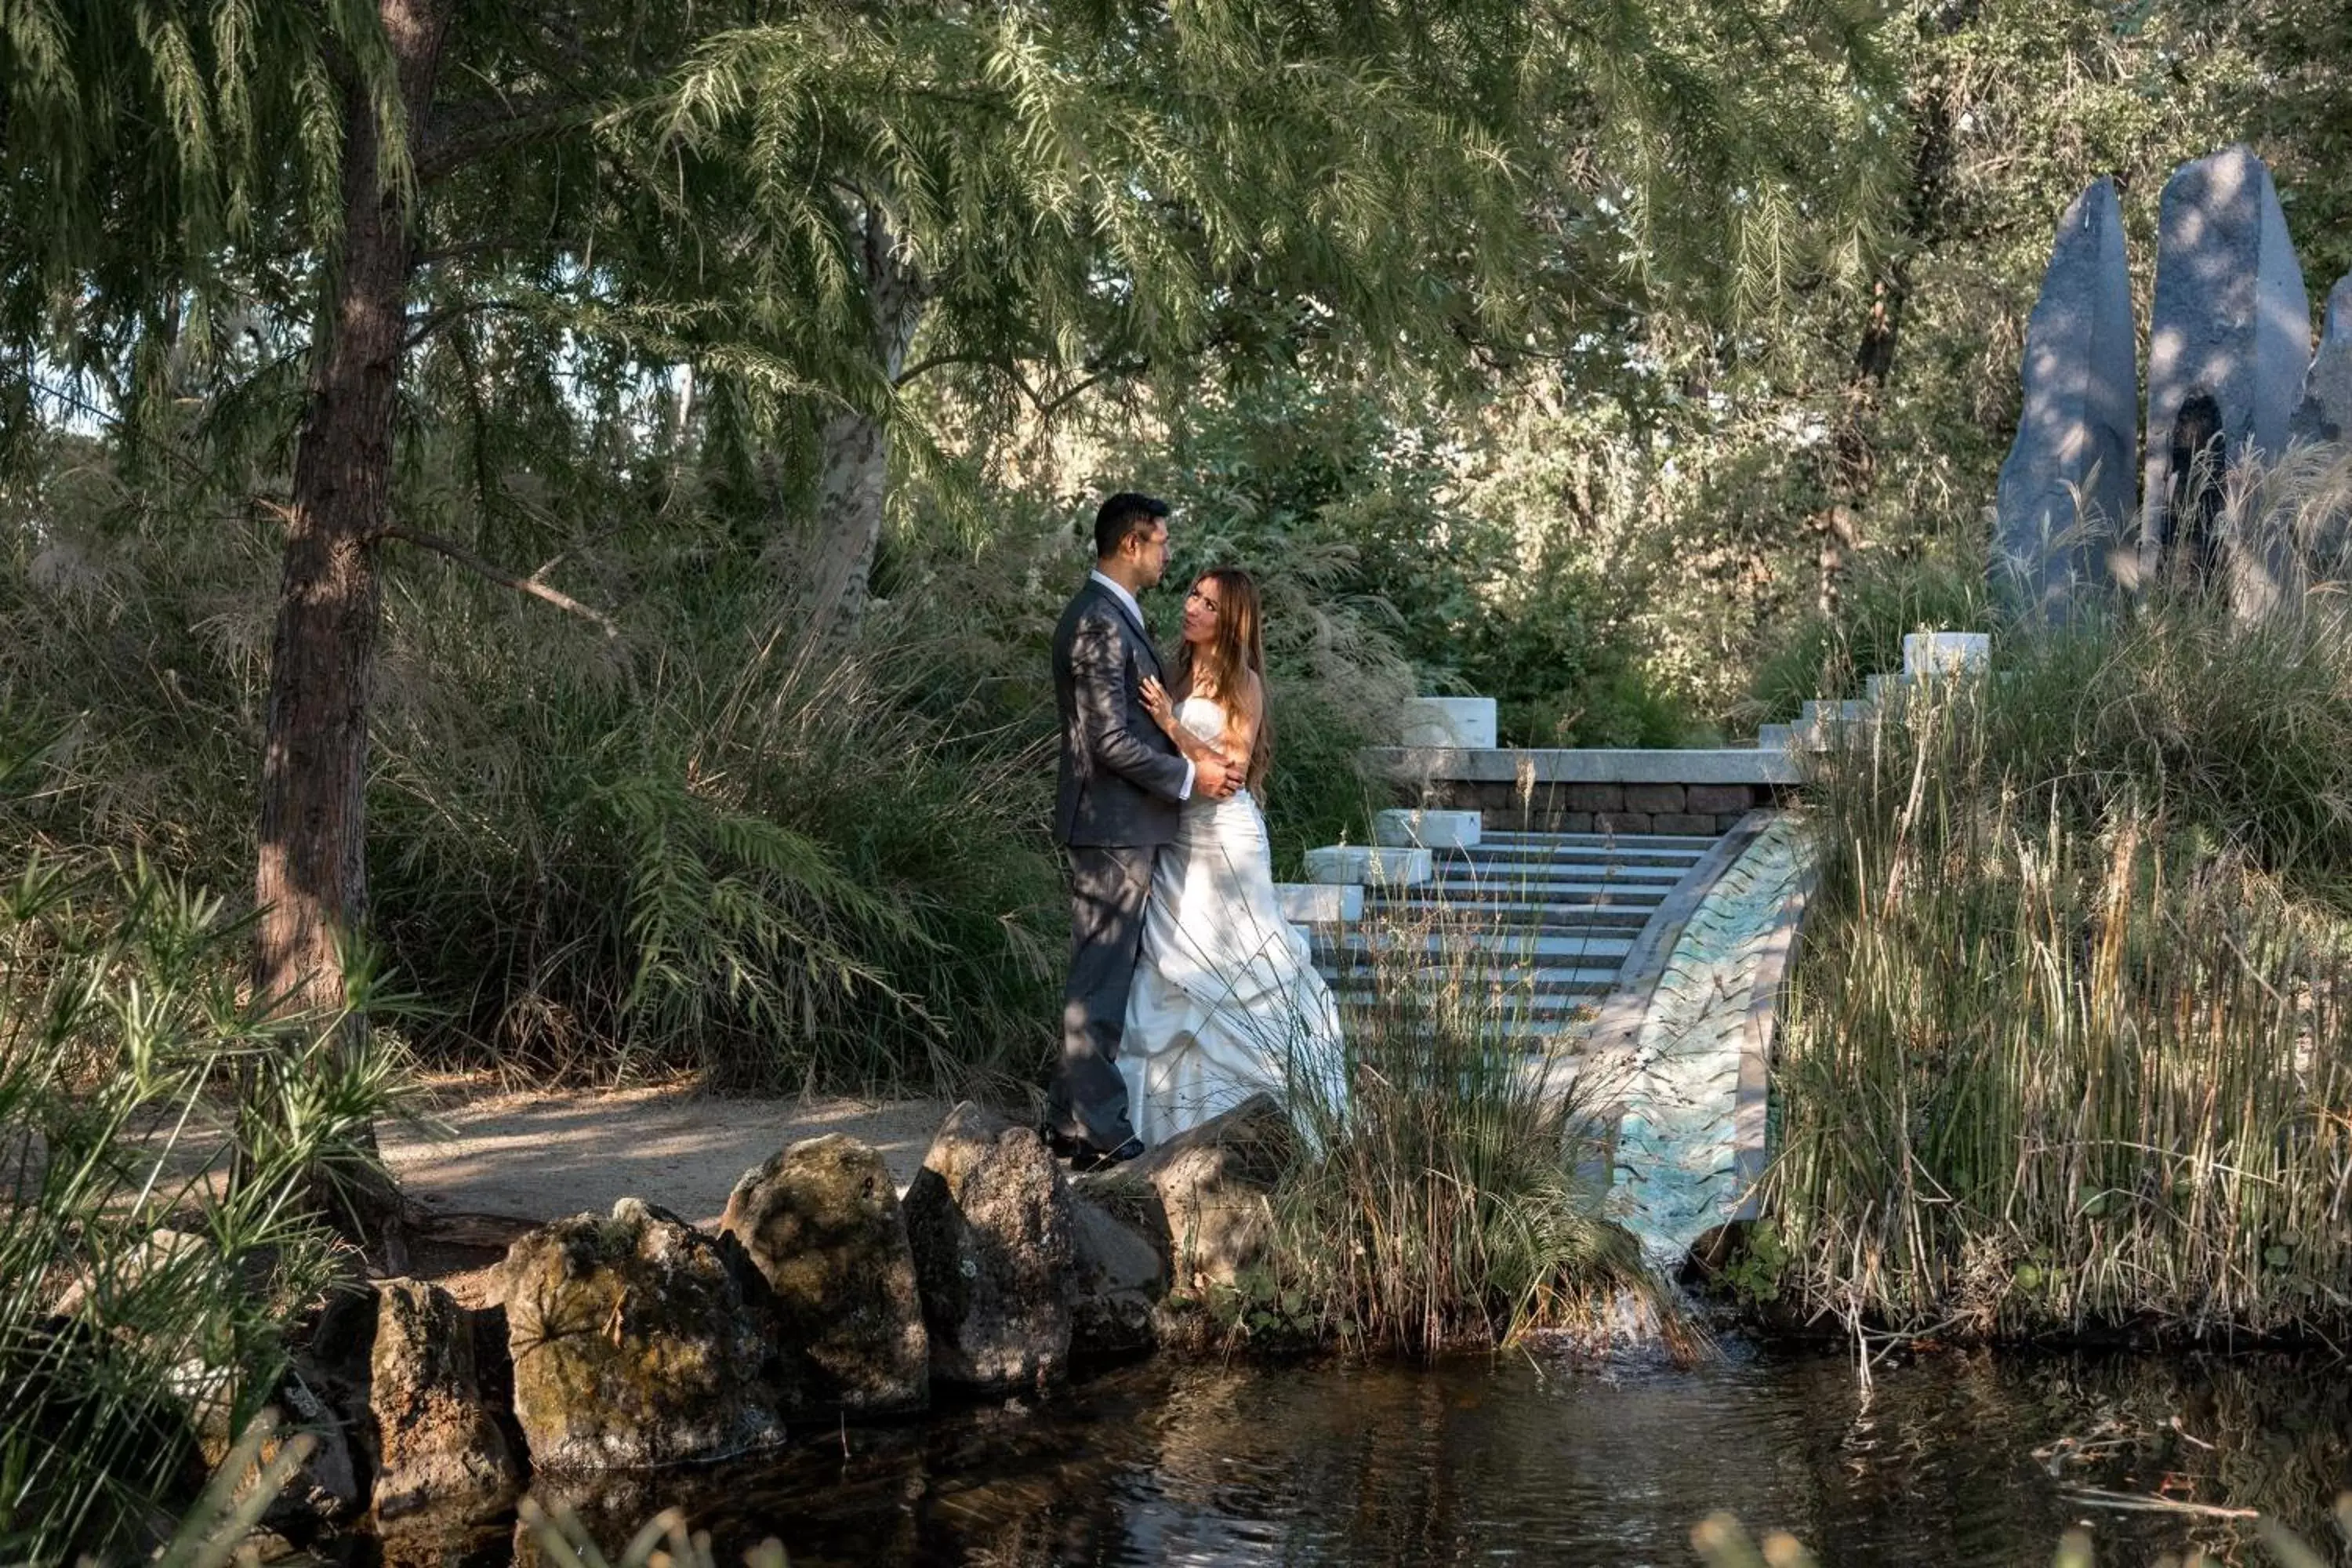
[1094,491,1171,559]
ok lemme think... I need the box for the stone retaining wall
[1411,779,1791,836]
[1364,746,1802,837]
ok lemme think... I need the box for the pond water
[470,1344,2350,1568]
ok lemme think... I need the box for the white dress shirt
[1090,570,1194,801]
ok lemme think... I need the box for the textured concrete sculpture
[2291,274,2352,445]
[1994,177,2137,619]
[2140,146,2312,601]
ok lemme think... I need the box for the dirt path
[378,1078,961,1298]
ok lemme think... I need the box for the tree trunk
[805,203,925,629]
[1809,2,1972,614]
[252,0,448,1174]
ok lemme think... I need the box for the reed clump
[1765,593,2352,1341]
[1252,911,1682,1359]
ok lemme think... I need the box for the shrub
[0,857,406,1562]
[367,564,1067,1091]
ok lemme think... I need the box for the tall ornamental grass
[0,857,407,1563]
[1765,597,2352,1340]
[366,557,1065,1092]
[0,497,1068,1094]
[1251,915,1682,1358]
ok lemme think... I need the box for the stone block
[1593,811,1651,836]
[1901,632,1991,681]
[1552,811,1595,833]
[2140,146,2311,604]
[1373,808,1481,850]
[1623,784,1686,815]
[1653,813,1717,836]
[1564,783,1623,813]
[1399,696,1497,749]
[1686,784,1755,815]
[1302,844,1432,887]
[1274,882,1361,925]
[1715,813,1751,834]
[1996,176,2138,621]
[2292,272,2352,445]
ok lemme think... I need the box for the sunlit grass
[1763,601,2352,1341]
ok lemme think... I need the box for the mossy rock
[369,1279,521,1519]
[1105,1093,1290,1295]
[499,1199,784,1472]
[720,1133,927,1417]
[1067,1194,1165,1358]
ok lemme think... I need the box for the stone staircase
[1276,632,1989,1265]
[1297,826,1724,1051]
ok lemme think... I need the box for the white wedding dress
[1120,695,1348,1146]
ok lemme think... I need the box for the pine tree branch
[417,93,593,183]
[406,298,533,349]
[379,524,620,637]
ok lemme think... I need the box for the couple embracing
[1043,492,1348,1170]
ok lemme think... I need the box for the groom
[1046,492,1240,1167]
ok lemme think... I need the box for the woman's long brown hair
[1172,565,1273,796]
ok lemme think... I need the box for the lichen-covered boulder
[1066,1194,1165,1357]
[500,1199,784,1472]
[369,1279,522,1519]
[1117,1093,1293,1294]
[901,1103,1073,1392]
[720,1133,927,1417]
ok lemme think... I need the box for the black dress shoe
[1071,1136,1145,1174]
[1040,1127,1144,1171]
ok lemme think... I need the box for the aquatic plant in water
[1223,902,1690,1358]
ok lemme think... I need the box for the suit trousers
[1049,842,1158,1147]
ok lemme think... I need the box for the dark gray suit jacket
[1052,578,1191,848]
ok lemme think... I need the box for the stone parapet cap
[1363,746,1805,787]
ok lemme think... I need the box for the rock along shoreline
[220,1095,1290,1553]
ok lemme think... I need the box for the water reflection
[465,1346,2352,1567]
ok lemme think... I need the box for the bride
[1121,565,1348,1146]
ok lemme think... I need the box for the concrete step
[1360,898,1656,930]
[1421,865,1684,888]
[1477,831,1723,852]
[1325,954,1621,988]
[1329,985,1608,1019]
[1800,698,1876,726]
[1426,880,1673,902]
[1449,846,1706,871]
[1316,931,1635,962]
